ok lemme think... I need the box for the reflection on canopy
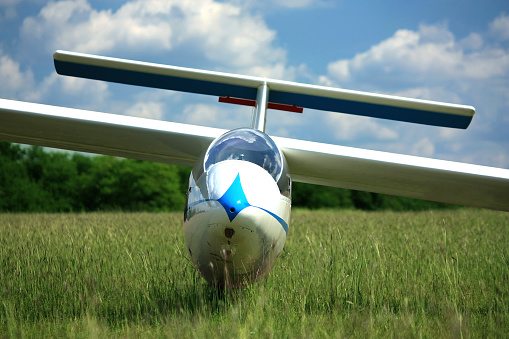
[204,128,283,182]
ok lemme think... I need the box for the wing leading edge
[54,50,475,129]
[1,99,507,211]
[0,98,223,167]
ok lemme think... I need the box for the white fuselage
[183,129,291,288]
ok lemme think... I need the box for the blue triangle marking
[217,174,252,222]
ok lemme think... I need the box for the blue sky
[1,0,508,168]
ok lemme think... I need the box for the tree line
[0,142,454,212]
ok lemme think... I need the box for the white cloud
[228,0,330,9]
[20,0,292,79]
[125,101,164,120]
[21,0,172,54]
[29,72,110,109]
[459,33,483,51]
[325,113,398,142]
[410,137,435,157]
[490,13,509,41]
[180,0,288,76]
[0,52,36,99]
[457,141,509,168]
[391,87,462,104]
[0,0,21,5]
[0,47,110,107]
[321,16,509,167]
[0,0,20,20]
[273,0,324,8]
[178,103,251,130]
[326,23,509,89]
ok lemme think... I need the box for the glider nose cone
[205,161,289,231]
[184,160,291,287]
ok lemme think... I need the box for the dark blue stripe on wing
[54,60,258,99]
[55,59,471,129]
[270,90,472,129]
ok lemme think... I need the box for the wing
[1,98,508,212]
[54,50,475,129]
[0,98,224,167]
[276,137,509,212]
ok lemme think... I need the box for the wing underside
[1,98,508,211]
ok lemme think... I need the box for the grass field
[0,209,508,338]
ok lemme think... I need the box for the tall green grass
[1,209,507,337]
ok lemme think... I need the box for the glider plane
[1,51,508,288]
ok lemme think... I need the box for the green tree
[292,182,354,209]
[0,143,49,211]
[21,146,81,211]
[82,157,186,211]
